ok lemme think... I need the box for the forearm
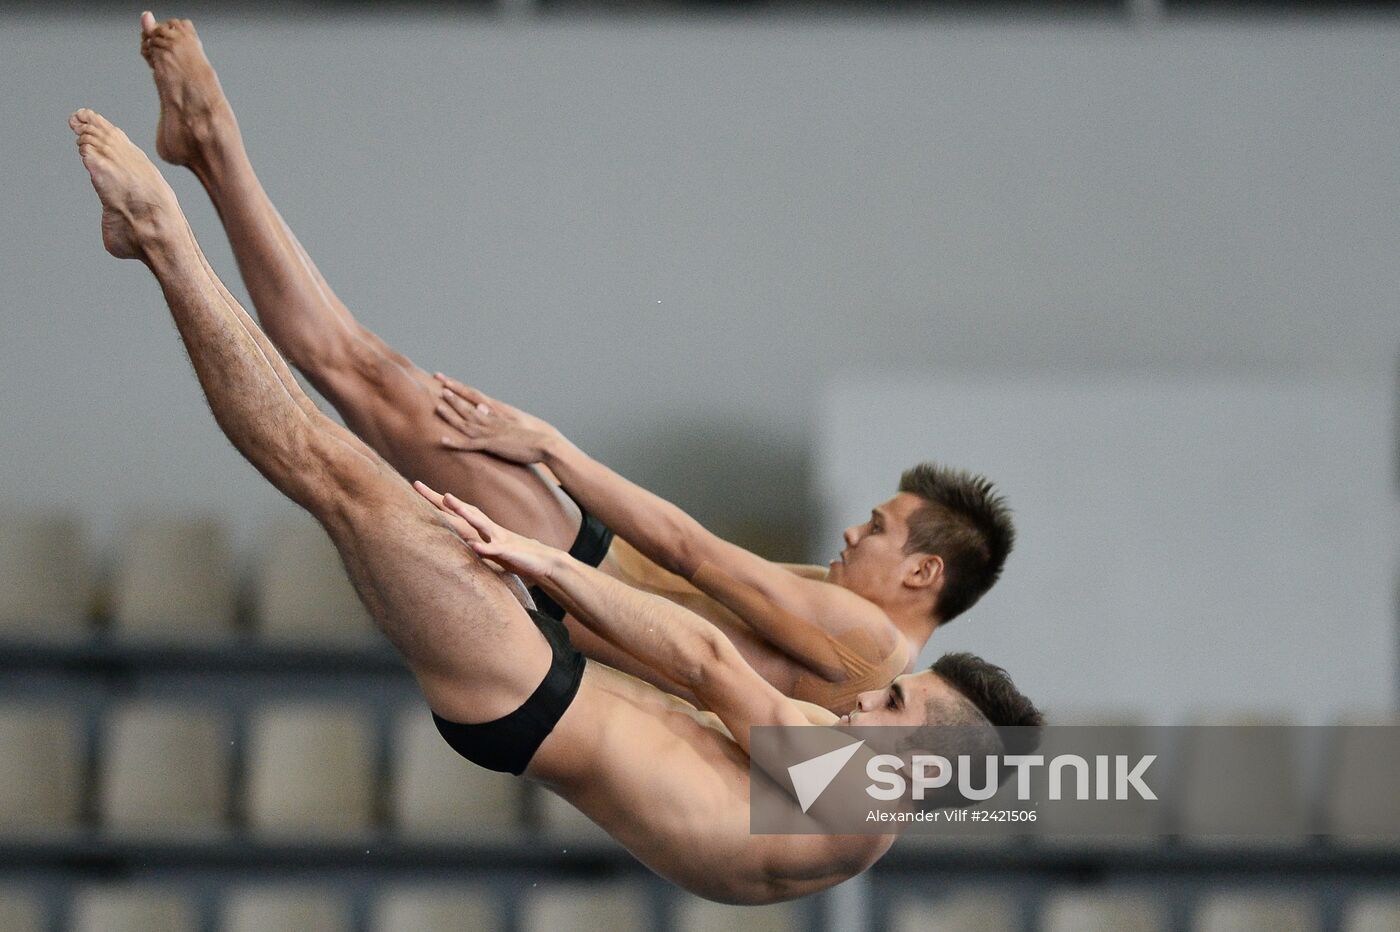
[539,549,807,742]
[781,562,831,581]
[540,440,869,677]
[537,551,721,689]
[541,437,717,578]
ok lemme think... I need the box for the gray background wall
[820,372,1398,722]
[2,11,1397,712]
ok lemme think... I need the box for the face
[839,670,955,727]
[827,492,937,605]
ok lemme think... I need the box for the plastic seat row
[3,885,1396,932]
[897,716,1400,846]
[5,708,1400,846]
[0,701,542,841]
[0,512,375,645]
[0,884,803,932]
[889,890,1400,932]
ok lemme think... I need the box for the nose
[843,524,861,548]
[855,688,883,712]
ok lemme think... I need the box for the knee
[293,421,389,516]
[280,325,377,387]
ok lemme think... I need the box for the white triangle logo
[787,740,866,813]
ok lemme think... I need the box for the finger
[442,493,484,518]
[467,538,503,559]
[433,372,491,406]
[141,11,157,35]
[442,494,495,537]
[412,480,447,510]
[415,485,485,543]
[449,517,484,545]
[435,400,472,434]
[443,499,493,541]
[442,388,490,422]
[439,435,484,452]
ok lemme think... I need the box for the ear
[905,553,944,591]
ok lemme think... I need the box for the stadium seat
[673,895,801,932]
[887,891,1019,932]
[253,517,375,647]
[369,887,502,932]
[1344,895,1400,932]
[1032,714,1161,846]
[0,886,45,932]
[110,515,236,642]
[98,703,229,837]
[1041,891,1167,932]
[0,512,89,641]
[389,706,525,840]
[244,704,375,839]
[1177,720,1306,843]
[219,886,352,932]
[0,705,83,836]
[68,886,198,932]
[1321,718,1400,845]
[519,885,648,932]
[1193,892,1320,932]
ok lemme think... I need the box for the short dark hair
[898,462,1014,623]
[931,652,1043,758]
[894,653,1042,808]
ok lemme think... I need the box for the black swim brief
[528,506,614,622]
[432,608,586,775]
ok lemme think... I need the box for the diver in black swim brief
[432,608,585,774]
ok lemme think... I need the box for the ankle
[189,124,244,191]
[135,210,194,266]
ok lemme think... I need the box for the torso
[524,664,892,904]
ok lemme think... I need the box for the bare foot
[140,11,233,170]
[70,108,182,261]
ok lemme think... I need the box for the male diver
[70,105,1041,903]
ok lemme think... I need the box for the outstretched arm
[432,377,888,680]
[415,487,823,749]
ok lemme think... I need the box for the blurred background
[1,0,1398,929]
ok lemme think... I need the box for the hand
[413,480,487,544]
[432,373,563,465]
[413,481,560,582]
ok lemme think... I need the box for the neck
[882,601,940,668]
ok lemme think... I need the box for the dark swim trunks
[431,608,586,775]
[527,507,615,622]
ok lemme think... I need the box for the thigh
[318,443,555,723]
[314,341,583,553]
